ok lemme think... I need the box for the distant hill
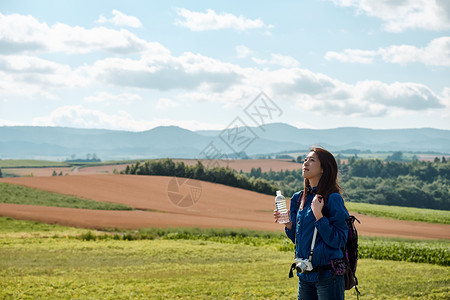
[199,123,450,153]
[0,124,449,160]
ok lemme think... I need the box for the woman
[274,147,349,300]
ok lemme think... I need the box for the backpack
[341,215,360,296]
[296,192,361,297]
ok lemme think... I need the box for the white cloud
[0,118,23,126]
[0,55,88,98]
[0,55,71,74]
[0,12,167,55]
[175,8,273,31]
[294,94,388,117]
[252,53,300,67]
[325,49,377,64]
[269,67,445,117]
[270,68,336,95]
[236,45,253,58]
[236,45,300,67]
[329,0,450,32]
[182,84,262,109]
[84,92,142,104]
[380,36,450,66]
[32,105,224,131]
[354,81,443,111]
[440,87,450,116]
[156,98,177,109]
[87,51,242,91]
[33,105,143,131]
[1,12,447,125]
[96,9,143,28]
[325,36,450,66]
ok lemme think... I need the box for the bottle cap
[276,190,281,196]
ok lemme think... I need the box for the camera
[295,258,313,273]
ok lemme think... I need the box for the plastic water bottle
[275,190,289,224]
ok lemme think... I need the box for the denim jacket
[285,190,349,282]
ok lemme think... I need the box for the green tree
[161,159,176,176]
[413,163,438,182]
[250,167,262,178]
[349,159,383,177]
[335,154,341,167]
[193,161,206,180]
[348,156,356,165]
[386,151,403,162]
[174,161,186,177]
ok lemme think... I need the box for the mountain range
[0,123,449,161]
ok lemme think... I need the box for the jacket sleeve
[314,193,349,249]
[285,192,301,244]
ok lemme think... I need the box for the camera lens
[297,262,306,272]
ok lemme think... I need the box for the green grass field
[0,160,71,168]
[1,236,448,299]
[346,202,450,225]
[0,159,137,169]
[0,218,449,299]
[0,182,133,210]
[0,170,449,299]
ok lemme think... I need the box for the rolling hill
[1,174,449,239]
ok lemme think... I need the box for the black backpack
[342,215,360,296]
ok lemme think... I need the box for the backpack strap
[298,189,330,218]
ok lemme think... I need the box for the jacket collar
[307,186,317,195]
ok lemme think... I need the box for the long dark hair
[302,147,342,208]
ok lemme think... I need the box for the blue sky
[0,0,449,131]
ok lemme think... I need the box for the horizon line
[0,123,449,133]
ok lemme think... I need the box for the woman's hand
[311,194,324,221]
[273,209,292,230]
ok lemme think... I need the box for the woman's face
[302,151,323,182]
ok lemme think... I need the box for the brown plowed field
[173,159,302,172]
[3,159,301,177]
[4,164,130,177]
[1,175,449,240]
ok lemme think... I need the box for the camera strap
[309,227,318,261]
[289,227,318,278]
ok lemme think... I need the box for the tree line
[247,157,450,210]
[338,157,449,210]
[124,158,450,210]
[123,159,277,195]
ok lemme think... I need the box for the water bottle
[275,190,289,224]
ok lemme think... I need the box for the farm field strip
[346,202,450,225]
[172,158,303,172]
[0,236,448,299]
[1,175,450,240]
[1,158,302,177]
[0,203,277,232]
[0,182,132,211]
